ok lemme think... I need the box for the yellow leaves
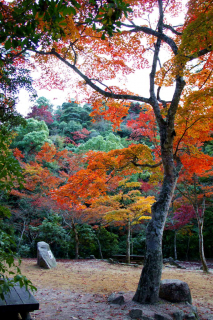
[59,15,80,42]
[183,88,213,110]
[155,59,175,87]
[181,0,213,56]
[91,175,155,226]
[125,182,141,188]
[138,216,151,220]
[174,93,213,161]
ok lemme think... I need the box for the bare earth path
[19,259,213,320]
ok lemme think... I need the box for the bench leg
[19,312,32,320]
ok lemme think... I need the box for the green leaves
[94,0,132,36]
[0,0,81,52]
[4,40,12,50]
[0,230,37,300]
[0,127,24,193]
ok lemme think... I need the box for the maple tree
[2,0,213,304]
[91,180,155,263]
[26,105,54,124]
[165,201,196,260]
[12,142,89,258]
[175,171,213,273]
[34,0,213,304]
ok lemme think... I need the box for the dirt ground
[18,259,213,320]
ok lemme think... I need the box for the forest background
[0,0,213,303]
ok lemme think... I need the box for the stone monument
[37,241,57,269]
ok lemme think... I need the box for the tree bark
[133,111,183,303]
[133,163,178,303]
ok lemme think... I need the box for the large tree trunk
[133,128,181,304]
[133,175,177,303]
[198,220,208,273]
[126,218,131,264]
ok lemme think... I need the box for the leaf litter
[18,258,213,320]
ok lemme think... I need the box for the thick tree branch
[120,23,178,55]
[33,49,151,104]
[131,160,162,169]
[163,24,182,35]
[149,0,165,127]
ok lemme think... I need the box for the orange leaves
[53,169,107,207]
[36,142,57,163]
[11,143,82,202]
[90,98,130,130]
[180,152,213,177]
[174,96,213,174]
[13,148,24,161]
[51,142,159,210]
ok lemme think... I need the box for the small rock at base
[154,313,172,320]
[159,279,192,304]
[172,310,185,320]
[129,308,143,319]
[184,313,196,320]
[107,293,124,305]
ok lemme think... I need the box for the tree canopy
[1,0,213,305]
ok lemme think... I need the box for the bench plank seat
[0,284,39,319]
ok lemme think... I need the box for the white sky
[16,2,187,116]
[16,69,154,115]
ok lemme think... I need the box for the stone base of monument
[109,280,199,320]
[37,241,57,269]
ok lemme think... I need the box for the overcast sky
[16,2,187,116]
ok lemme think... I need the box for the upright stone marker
[37,241,57,269]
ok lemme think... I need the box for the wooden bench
[112,254,144,263]
[0,283,39,320]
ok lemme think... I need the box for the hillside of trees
[1,0,213,303]
[1,97,212,266]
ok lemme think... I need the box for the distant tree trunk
[71,219,79,259]
[198,219,208,272]
[96,227,103,259]
[62,213,79,259]
[192,178,208,273]
[17,220,26,254]
[186,235,190,261]
[174,230,177,260]
[131,229,134,255]
[126,218,131,264]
